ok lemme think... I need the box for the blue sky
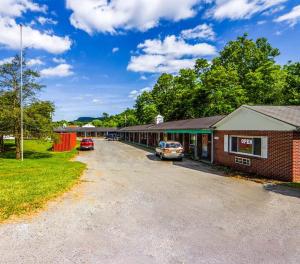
[0,0,300,121]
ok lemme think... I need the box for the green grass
[0,140,86,222]
[282,182,300,189]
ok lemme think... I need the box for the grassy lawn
[0,140,86,222]
[282,182,300,189]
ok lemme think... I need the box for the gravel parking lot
[0,139,300,263]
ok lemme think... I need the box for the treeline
[0,55,55,159]
[82,34,300,127]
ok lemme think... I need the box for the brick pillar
[293,139,300,182]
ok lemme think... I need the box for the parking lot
[0,139,300,263]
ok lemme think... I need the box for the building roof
[244,105,300,128]
[119,115,225,132]
[149,115,225,131]
[54,127,118,133]
[119,124,154,132]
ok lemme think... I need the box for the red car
[80,138,94,150]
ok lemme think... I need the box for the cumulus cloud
[53,57,66,63]
[0,0,46,17]
[0,56,13,65]
[40,63,74,77]
[181,24,215,40]
[37,16,58,25]
[112,47,119,53]
[275,5,300,26]
[127,35,216,73]
[0,17,72,54]
[207,0,287,20]
[66,0,202,34]
[27,58,43,66]
[129,87,151,99]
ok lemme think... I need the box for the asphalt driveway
[0,139,299,263]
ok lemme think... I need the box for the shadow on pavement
[263,184,300,199]
[146,153,225,176]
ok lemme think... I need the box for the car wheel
[177,157,183,161]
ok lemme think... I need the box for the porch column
[194,134,198,160]
[138,132,141,144]
[146,132,149,146]
[211,131,214,164]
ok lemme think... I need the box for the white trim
[229,135,267,159]
[224,135,228,152]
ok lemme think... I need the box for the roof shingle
[244,105,300,128]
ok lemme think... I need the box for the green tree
[135,91,158,124]
[0,54,45,159]
[283,62,300,104]
[202,65,247,115]
[25,101,55,138]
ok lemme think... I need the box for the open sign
[238,138,253,154]
[240,138,252,145]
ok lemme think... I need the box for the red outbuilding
[53,133,77,152]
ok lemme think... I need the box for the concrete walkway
[0,139,299,263]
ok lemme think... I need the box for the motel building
[54,105,300,182]
[212,105,300,182]
[118,105,300,182]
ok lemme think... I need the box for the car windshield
[82,139,92,142]
[166,143,181,148]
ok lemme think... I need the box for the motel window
[228,136,267,158]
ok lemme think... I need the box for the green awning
[165,129,212,134]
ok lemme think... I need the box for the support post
[194,134,198,160]
[211,132,214,164]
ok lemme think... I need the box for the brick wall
[292,132,300,182]
[213,130,298,182]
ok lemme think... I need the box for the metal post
[20,24,24,161]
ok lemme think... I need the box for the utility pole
[20,24,24,161]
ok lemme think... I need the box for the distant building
[82,123,95,128]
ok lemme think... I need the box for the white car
[155,141,184,161]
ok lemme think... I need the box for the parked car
[106,134,120,141]
[80,138,94,150]
[155,141,184,161]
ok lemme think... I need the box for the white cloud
[0,17,72,54]
[40,63,74,77]
[127,35,216,73]
[27,58,43,66]
[53,57,66,63]
[140,75,147,80]
[112,47,119,53]
[92,98,101,103]
[181,23,215,40]
[208,0,287,20]
[66,0,202,34]
[129,87,151,99]
[0,56,13,65]
[137,35,216,58]
[0,0,46,18]
[37,16,58,25]
[275,5,300,26]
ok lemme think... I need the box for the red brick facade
[214,130,300,182]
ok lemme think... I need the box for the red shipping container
[53,133,77,152]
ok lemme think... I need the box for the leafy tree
[92,119,103,127]
[202,65,247,115]
[25,101,55,138]
[135,91,158,124]
[283,62,300,104]
[0,54,49,159]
